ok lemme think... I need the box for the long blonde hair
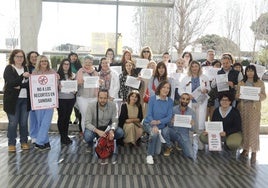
[35,55,51,72]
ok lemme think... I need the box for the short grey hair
[84,55,94,61]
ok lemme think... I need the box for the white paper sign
[83,76,99,88]
[203,67,220,81]
[192,86,208,104]
[29,74,58,110]
[216,74,229,92]
[166,63,177,76]
[125,76,141,89]
[60,80,77,93]
[135,58,149,68]
[205,121,223,151]
[140,68,153,79]
[205,121,223,132]
[250,63,266,78]
[208,132,222,151]
[239,86,261,101]
[110,66,122,75]
[174,114,192,128]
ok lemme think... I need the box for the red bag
[95,134,114,159]
[143,81,156,103]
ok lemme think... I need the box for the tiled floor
[0,131,267,188]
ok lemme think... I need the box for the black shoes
[61,137,73,145]
[35,142,51,150]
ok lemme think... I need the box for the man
[201,49,215,67]
[211,53,243,108]
[84,89,124,164]
[169,93,197,160]
[162,52,170,66]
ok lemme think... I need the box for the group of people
[3,47,266,165]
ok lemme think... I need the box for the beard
[180,102,188,107]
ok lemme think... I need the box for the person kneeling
[199,92,242,153]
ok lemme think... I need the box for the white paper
[250,63,266,78]
[125,76,141,89]
[216,74,229,92]
[29,74,58,110]
[140,68,153,79]
[135,58,149,68]
[60,80,77,93]
[83,76,99,88]
[239,86,261,101]
[203,67,220,81]
[205,121,223,132]
[192,86,208,104]
[110,66,122,75]
[158,130,166,143]
[166,63,177,76]
[174,114,192,128]
[208,132,222,151]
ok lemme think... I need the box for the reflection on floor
[0,131,267,188]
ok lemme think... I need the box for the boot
[240,149,248,158]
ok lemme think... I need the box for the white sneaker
[146,155,154,164]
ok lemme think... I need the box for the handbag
[94,102,114,159]
[143,80,156,103]
[95,134,114,159]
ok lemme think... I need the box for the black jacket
[3,65,31,114]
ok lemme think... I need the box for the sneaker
[111,154,117,164]
[21,143,30,150]
[146,155,154,165]
[45,142,51,149]
[163,147,173,157]
[61,138,73,145]
[35,144,50,151]
[73,118,79,124]
[8,145,16,152]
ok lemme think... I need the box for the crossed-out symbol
[38,75,48,85]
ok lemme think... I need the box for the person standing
[201,49,215,67]
[3,49,31,152]
[236,65,266,163]
[57,58,76,145]
[32,55,58,150]
[26,51,39,144]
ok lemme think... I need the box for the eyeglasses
[40,60,48,63]
[15,55,24,59]
[143,51,150,53]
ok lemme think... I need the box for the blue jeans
[84,127,124,149]
[143,123,171,156]
[7,98,29,146]
[35,109,54,145]
[29,110,38,140]
[170,127,194,159]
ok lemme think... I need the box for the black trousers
[57,98,76,141]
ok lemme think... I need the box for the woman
[179,60,210,150]
[68,52,82,127]
[182,52,193,69]
[27,51,39,73]
[118,90,143,146]
[26,51,40,144]
[136,46,153,74]
[233,63,244,77]
[236,65,266,163]
[32,55,58,150]
[200,92,242,152]
[3,49,31,152]
[99,57,119,100]
[120,50,132,71]
[57,58,76,145]
[143,81,173,164]
[76,55,99,132]
[147,62,174,100]
[118,60,138,101]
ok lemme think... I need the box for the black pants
[57,98,76,141]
